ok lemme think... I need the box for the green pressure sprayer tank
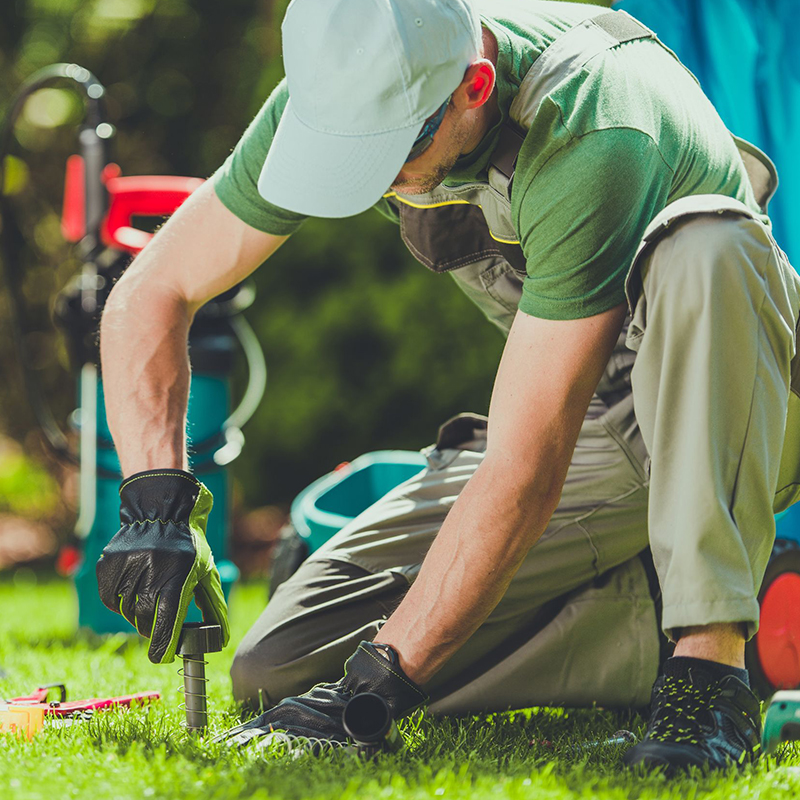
[0,64,265,634]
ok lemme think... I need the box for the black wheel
[746,538,800,699]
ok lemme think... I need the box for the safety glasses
[405,96,451,163]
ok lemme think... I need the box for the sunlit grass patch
[1,577,799,800]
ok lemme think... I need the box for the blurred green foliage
[0,0,612,512]
[0,438,60,517]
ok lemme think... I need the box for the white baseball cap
[257,0,482,218]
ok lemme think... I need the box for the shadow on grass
[73,704,658,798]
[64,702,800,800]
[4,628,141,654]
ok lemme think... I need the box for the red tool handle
[8,688,160,716]
[8,683,66,705]
[43,692,161,716]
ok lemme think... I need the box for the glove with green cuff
[96,468,230,664]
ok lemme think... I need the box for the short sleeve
[211,79,308,236]
[514,127,674,320]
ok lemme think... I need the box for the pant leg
[232,386,659,711]
[627,209,800,641]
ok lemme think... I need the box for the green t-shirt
[212,0,764,320]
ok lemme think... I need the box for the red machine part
[757,572,800,689]
[61,155,86,242]
[61,155,204,255]
[55,544,82,577]
[8,684,160,717]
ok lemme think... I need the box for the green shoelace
[649,675,722,745]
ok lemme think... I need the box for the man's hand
[217,641,426,750]
[96,469,230,664]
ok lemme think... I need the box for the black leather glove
[218,641,427,750]
[96,469,230,664]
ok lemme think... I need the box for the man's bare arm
[375,302,628,683]
[100,180,288,476]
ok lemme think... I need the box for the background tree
[0,0,612,531]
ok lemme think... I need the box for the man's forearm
[374,452,561,685]
[100,272,192,477]
[97,182,291,478]
[376,306,627,687]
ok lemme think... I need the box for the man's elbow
[100,272,134,339]
[101,263,192,348]
[478,452,565,536]
[107,250,190,314]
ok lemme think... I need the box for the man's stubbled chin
[390,168,450,195]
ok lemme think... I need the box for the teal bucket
[291,450,428,552]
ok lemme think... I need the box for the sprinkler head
[177,623,223,733]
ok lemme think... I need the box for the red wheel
[757,573,800,687]
[747,539,800,697]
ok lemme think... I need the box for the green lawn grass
[1,576,799,799]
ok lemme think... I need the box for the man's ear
[455,60,496,110]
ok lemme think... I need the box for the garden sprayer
[0,63,267,633]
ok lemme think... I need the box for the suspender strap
[592,10,654,44]
[489,11,656,187]
[491,124,526,184]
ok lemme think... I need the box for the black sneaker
[623,665,762,773]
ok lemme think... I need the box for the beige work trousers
[232,197,800,714]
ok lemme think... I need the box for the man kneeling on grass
[95,0,800,773]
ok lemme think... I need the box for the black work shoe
[623,666,762,773]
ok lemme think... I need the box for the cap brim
[258,97,420,219]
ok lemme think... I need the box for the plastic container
[775,502,800,546]
[291,450,428,552]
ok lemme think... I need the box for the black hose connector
[342,692,403,755]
